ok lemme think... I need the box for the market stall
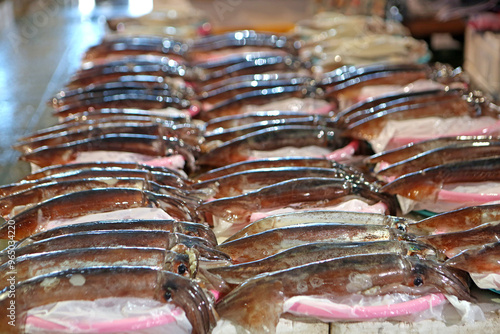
[0,0,500,333]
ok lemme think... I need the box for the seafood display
[2,1,500,334]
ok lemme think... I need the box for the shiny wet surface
[0,1,151,185]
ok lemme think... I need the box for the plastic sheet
[369,115,500,153]
[24,297,192,334]
[396,182,500,214]
[470,273,500,291]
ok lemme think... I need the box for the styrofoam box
[464,25,500,99]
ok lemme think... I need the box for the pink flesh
[437,189,500,203]
[284,294,446,320]
[310,103,333,115]
[143,155,185,169]
[187,105,201,117]
[325,140,359,162]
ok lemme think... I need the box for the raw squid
[200,54,302,84]
[334,88,463,126]
[367,136,500,165]
[203,111,324,131]
[376,140,500,178]
[196,126,345,167]
[60,107,191,124]
[417,223,500,258]
[380,157,500,202]
[340,92,464,129]
[0,167,190,197]
[198,72,312,96]
[194,157,359,181]
[406,204,500,235]
[446,241,500,280]
[51,80,192,107]
[197,177,396,236]
[15,121,203,152]
[343,98,475,140]
[52,94,194,117]
[0,177,204,218]
[0,230,228,263]
[225,210,412,242]
[19,133,196,169]
[203,115,336,143]
[210,240,438,284]
[83,37,189,61]
[190,30,300,60]
[0,247,196,289]
[0,267,216,334]
[191,167,353,198]
[15,219,217,247]
[323,69,429,102]
[216,223,409,263]
[216,254,470,333]
[0,188,195,240]
[199,86,313,120]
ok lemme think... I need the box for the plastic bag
[470,273,500,291]
[25,297,192,334]
[396,182,500,214]
[369,115,500,153]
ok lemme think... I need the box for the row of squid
[1,11,500,334]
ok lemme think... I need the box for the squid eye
[178,263,188,275]
[396,222,406,232]
[164,290,172,301]
[414,277,424,287]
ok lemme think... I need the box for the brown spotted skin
[19,134,188,168]
[407,204,500,235]
[193,157,339,182]
[377,141,500,178]
[0,230,226,263]
[343,98,471,141]
[336,89,462,127]
[381,158,500,201]
[16,220,216,246]
[367,136,499,165]
[217,224,402,263]
[224,211,411,243]
[210,241,438,284]
[446,241,500,274]
[191,167,349,198]
[0,178,148,217]
[0,168,188,198]
[196,126,345,168]
[216,254,470,333]
[0,247,195,290]
[0,188,195,240]
[417,223,500,258]
[0,267,216,334]
[197,178,396,233]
